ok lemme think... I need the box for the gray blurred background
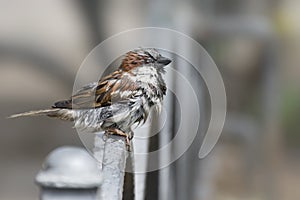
[1,0,300,200]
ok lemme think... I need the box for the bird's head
[119,48,172,71]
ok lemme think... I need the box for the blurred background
[0,0,300,200]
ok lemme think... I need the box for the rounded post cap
[36,146,102,188]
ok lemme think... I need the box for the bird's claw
[105,128,132,151]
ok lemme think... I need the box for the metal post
[35,146,102,200]
[93,133,129,200]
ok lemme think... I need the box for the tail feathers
[9,108,74,121]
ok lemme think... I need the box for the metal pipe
[94,133,129,200]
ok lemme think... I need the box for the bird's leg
[105,128,131,151]
[128,130,134,140]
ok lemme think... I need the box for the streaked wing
[53,70,139,109]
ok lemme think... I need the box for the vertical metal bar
[133,128,150,200]
[145,118,160,200]
[94,134,128,200]
[261,40,281,200]
[173,3,196,199]
[123,153,135,200]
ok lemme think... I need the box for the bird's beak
[157,56,172,66]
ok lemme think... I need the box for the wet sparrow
[10,48,172,150]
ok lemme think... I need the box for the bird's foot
[105,128,132,151]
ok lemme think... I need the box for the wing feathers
[54,70,139,109]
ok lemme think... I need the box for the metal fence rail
[93,134,130,200]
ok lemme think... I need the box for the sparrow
[10,48,172,150]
